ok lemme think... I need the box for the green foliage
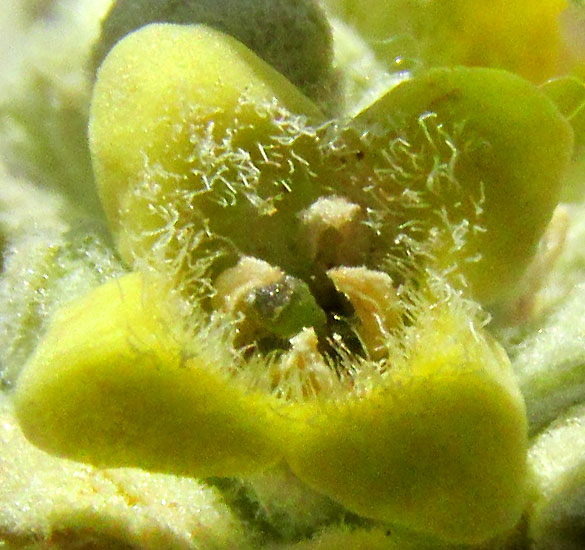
[0,75,100,218]
[528,402,585,550]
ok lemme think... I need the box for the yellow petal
[89,23,324,281]
[13,273,284,477]
[355,66,573,306]
[284,300,528,544]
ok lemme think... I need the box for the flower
[3,1,585,549]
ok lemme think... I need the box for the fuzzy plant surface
[3,1,585,549]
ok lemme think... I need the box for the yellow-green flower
[4,2,585,549]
